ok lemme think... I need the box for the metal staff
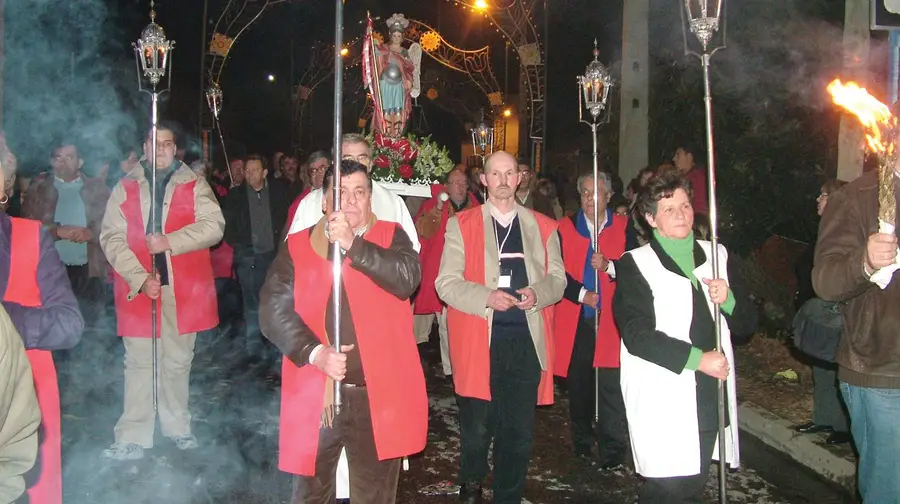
[205,83,234,186]
[577,40,612,423]
[134,1,174,412]
[681,1,727,501]
[331,0,345,415]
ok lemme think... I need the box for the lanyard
[494,218,514,265]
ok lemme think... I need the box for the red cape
[553,213,627,375]
[279,220,428,475]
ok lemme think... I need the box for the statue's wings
[409,43,422,99]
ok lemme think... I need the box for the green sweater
[653,230,734,371]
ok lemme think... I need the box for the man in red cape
[436,151,566,504]
[260,160,427,504]
[413,167,480,375]
[554,172,633,471]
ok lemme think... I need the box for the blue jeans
[840,382,900,503]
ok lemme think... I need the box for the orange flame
[827,79,896,154]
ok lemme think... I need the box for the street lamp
[205,83,234,186]
[576,38,613,427]
[133,0,174,413]
[680,1,728,503]
[470,120,494,163]
[474,0,488,10]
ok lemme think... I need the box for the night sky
[105,0,623,160]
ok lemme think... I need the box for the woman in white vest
[612,171,757,503]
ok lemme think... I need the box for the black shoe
[794,422,833,434]
[826,431,852,445]
[458,482,483,504]
[598,460,625,473]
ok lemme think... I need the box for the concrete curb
[738,402,856,491]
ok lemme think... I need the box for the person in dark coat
[223,154,291,360]
[792,178,850,445]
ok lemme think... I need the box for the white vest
[621,240,740,478]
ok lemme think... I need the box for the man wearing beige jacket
[436,151,565,504]
[0,305,41,503]
[100,123,225,461]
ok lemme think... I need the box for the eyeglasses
[310,165,330,174]
[342,154,371,164]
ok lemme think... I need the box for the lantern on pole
[576,38,613,426]
[205,83,234,185]
[470,120,494,163]
[680,1,728,502]
[133,0,174,412]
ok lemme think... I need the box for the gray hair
[339,133,372,156]
[576,172,613,196]
[306,150,331,166]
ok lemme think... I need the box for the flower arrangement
[369,131,454,185]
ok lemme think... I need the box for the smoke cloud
[4,0,143,176]
[3,2,290,502]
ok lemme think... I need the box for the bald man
[436,151,565,504]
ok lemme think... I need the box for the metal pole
[541,0,549,173]
[591,121,599,424]
[150,91,159,412]
[701,51,727,504]
[199,0,208,140]
[331,0,345,416]
[213,118,233,186]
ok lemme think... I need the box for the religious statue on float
[364,13,422,137]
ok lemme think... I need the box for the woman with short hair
[612,171,757,503]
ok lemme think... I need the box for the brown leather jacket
[813,170,900,389]
[23,173,111,278]
[259,218,421,369]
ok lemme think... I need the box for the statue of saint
[369,13,421,137]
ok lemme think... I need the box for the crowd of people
[0,121,894,504]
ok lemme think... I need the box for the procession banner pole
[330,0,345,415]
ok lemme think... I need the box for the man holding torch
[259,160,427,504]
[100,123,224,460]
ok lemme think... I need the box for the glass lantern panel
[158,47,168,72]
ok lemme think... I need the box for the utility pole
[837,0,870,182]
[618,0,649,186]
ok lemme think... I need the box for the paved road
[57,330,856,503]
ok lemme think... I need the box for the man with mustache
[436,151,565,504]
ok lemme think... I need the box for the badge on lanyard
[499,267,513,289]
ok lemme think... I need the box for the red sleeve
[688,168,709,216]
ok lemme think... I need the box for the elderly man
[100,122,225,460]
[554,172,632,471]
[436,151,566,504]
[286,134,418,253]
[413,167,480,375]
[260,160,427,504]
[287,150,331,226]
[813,162,900,503]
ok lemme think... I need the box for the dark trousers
[457,330,541,504]
[235,251,276,358]
[291,386,401,504]
[567,317,628,463]
[638,429,718,504]
[65,264,105,325]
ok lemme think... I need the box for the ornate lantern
[133,2,174,90]
[577,39,613,124]
[206,83,223,120]
[470,121,494,159]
